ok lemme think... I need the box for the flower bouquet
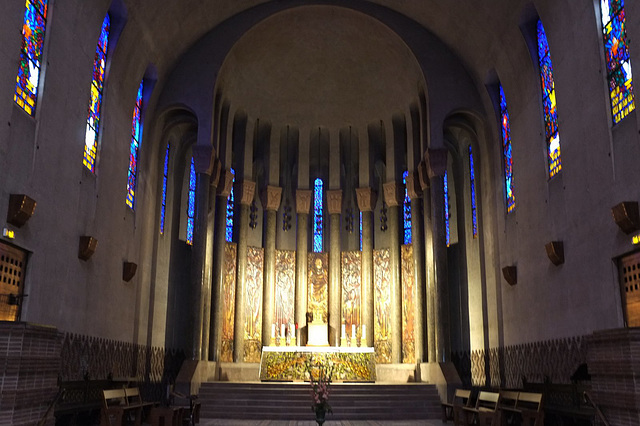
[306,357,334,425]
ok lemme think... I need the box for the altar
[259,346,376,382]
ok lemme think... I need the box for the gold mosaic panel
[373,248,391,363]
[341,251,361,342]
[275,250,295,330]
[221,242,237,362]
[307,252,328,322]
[260,350,376,382]
[401,244,415,363]
[244,246,264,362]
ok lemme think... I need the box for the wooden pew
[498,390,520,425]
[516,392,544,426]
[442,388,472,423]
[101,387,157,426]
[461,391,501,426]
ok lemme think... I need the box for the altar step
[199,382,442,420]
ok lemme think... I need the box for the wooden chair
[498,390,520,425]
[516,392,544,426]
[461,391,501,426]
[442,389,472,423]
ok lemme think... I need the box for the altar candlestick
[341,323,346,336]
[271,323,276,338]
[352,326,356,341]
[281,323,286,338]
[362,324,366,338]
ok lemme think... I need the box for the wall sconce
[502,265,517,286]
[545,241,564,266]
[78,236,98,261]
[611,201,640,234]
[123,262,137,282]
[7,194,36,227]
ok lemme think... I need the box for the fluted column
[419,161,436,363]
[356,187,377,347]
[327,190,342,346]
[201,159,220,360]
[210,168,234,361]
[261,185,282,347]
[427,149,450,362]
[383,181,403,363]
[406,171,425,363]
[295,190,312,330]
[233,179,256,362]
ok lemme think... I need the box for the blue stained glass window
[537,20,561,178]
[500,84,516,213]
[469,145,478,238]
[14,0,49,116]
[359,211,363,251]
[84,14,110,172]
[402,170,412,244]
[225,168,235,242]
[186,157,196,245]
[601,0,634,123]
[444,171,450,247]
[160,144,170,234]
[126,81,143,209]
[313,178,324,253]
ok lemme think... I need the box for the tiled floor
[199,421,441,425]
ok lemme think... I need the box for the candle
[271,323,276,338]
[291,323,294,337]
[352,326,356,341]
[281,323,286,338]
[362,324,366,337]
[341,324,346,336]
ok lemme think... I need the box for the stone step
[199,382,442,420]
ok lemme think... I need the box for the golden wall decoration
[244,246,264,362]
[401,244,415,364]
[373,248,391,363]
[221,242,237,362]
[341,251,361,340]
[307,252,329,322]
[275,250,295,330]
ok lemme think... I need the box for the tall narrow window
[159,144,170,235]
[601,0,634,124]
[126,81,143,209]
[444,171,450,247]
[225,168,235,242]
[14,0,49,116]
[313,178,324,252]
[186,157,196,245]
[84,14,111,172]
[402,170,412,244]
[359,211,363,251]
[468,145,478,238]
[500,84,516,213]
[537,20,561,178]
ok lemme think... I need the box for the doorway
[0,242,28,321]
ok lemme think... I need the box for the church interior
[1,0,640,424]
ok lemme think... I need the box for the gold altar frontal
[259,346,376,382]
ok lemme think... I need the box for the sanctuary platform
[259,346,376,382]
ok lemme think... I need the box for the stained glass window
[313,178,324,253]
[225,168,235,242]
[126,81,143,209]
[160,144,170,235]
[186,157,196,245]
[444,171,450,247]
[469,145,478,238]
[500,84,516,213]
[83,14,111,172]
[537,20,561,177]
[359,211,363,251]
[14,0,49,116]
[402,170,412,244]
[601,0,634,124]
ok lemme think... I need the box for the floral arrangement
[306,357,334,414]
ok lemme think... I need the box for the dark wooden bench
[101,387,158,426]
[55,379,114,424]
[498,391,543,426]
[523,382,594,425]
[460,390,501,426]
[442,388,472,423]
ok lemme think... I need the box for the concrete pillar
[201,159,221,361]
[427,149,450,362]
[190,145,213,360]
[356,187,377,347]
[209,168,234,361]
[233,179,256,362]
[383,181,403,363]
[418,161,436,363]
[406,171,426,363]
[261,185,282,347]
[327,190,342,346]
[295,190,312,331]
